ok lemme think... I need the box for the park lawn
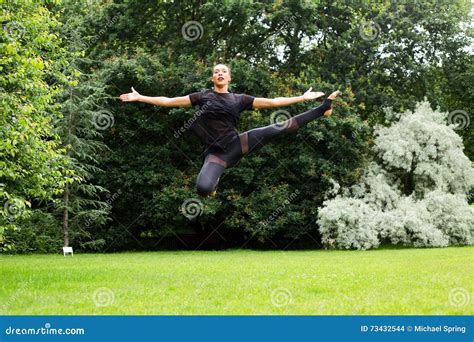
[0,247,472,315]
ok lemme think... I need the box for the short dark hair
[212,63,231,76]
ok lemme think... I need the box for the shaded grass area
[0,246,473,315]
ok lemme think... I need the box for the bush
[317,101,474,249]
[424,191,474,245]
[3,210,62,254]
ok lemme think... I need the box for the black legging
[196,98,332,196]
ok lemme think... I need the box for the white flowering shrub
[318,197,380,250]
[423,191,474,245]
[374,101,474,197]
[380,196,449,248]
[349,163,402,210]
[318,101,474,249]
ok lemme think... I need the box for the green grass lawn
[0,247,473,315]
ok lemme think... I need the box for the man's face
[211,64,231,87]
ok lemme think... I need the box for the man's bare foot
[324,90,341,116]
[328,90,341,100]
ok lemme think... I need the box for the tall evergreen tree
[56,80,112,249]
[54,0,113,250]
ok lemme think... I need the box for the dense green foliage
[1,0,472,252]
[0,0,73,251]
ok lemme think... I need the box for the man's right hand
[119,87,141,102]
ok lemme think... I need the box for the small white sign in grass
[63,247,73,257]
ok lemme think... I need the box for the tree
[56,81,112,250]
[3,0,471,252]
[0,0,73,251]
[80,0,472,249]
[317,101,474,250]
[53,0,113,251]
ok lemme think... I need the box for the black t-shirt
[188,90,255,150]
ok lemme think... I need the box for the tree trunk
[63,90,73,248]
[63,184,69,247]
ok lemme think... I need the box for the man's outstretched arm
[252,87,324,109]
[119,87,192,107]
